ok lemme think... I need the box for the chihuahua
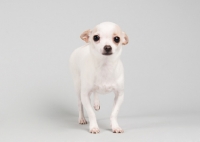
[70,22,129,134]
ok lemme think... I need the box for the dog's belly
[93,84,115,94]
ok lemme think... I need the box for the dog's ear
[80,29,90,43]
[122,32,129,45]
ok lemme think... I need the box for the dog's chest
[93,64,116,94]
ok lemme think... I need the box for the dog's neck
[98,57,119,68]
[91,52,121,69]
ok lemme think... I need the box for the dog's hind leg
[93,93,100,111]
[74,77,87,125]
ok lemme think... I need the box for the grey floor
[1,103,200,142]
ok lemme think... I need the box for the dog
[69,22,129,134]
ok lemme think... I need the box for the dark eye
[114,36,120,43]
[93,35,100,42]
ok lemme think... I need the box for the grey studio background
[0,0,200,142]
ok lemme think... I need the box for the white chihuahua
[70,22,129,134]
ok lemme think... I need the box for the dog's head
[80,22,128,57]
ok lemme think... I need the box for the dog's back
[69,44,90,77]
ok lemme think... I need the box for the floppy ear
[80,29,90,43]
[122,32,129,45]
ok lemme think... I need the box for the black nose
[104,45,112,52]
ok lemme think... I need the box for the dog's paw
[90,127,100,134]
[94,104,100,111]
[78,117,87,125]
[112,127,124,133]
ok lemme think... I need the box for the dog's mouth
[102,52,112,55]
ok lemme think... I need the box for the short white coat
[70,22,129,133]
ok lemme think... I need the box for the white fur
[69,22,128,134]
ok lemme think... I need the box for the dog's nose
[104,45,112,52]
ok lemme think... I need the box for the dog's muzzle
[102,45,112,55]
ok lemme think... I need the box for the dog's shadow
[35,98,115,132]
[35,98,175,133]
[36,99,88,131]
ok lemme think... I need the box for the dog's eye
[114,36,120,43]
[93,35,100,42]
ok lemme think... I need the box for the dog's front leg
[81,91,100,134]
[110,91,124,133]
[93,93,100,111]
